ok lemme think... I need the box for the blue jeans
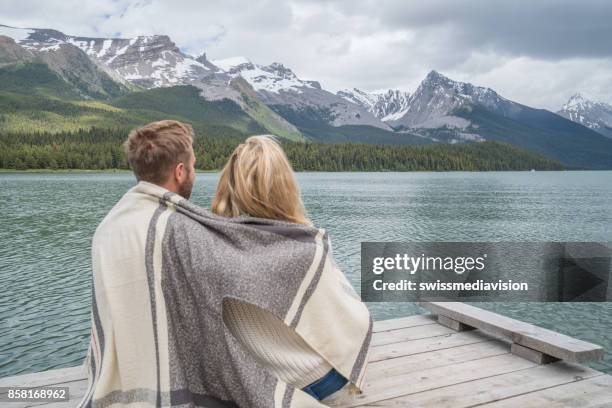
[302,368,348,401]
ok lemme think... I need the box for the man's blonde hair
[212,135,310,225]
[124,120,194,183]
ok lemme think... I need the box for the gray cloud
[374,0,612,59]
[1,0,611,110]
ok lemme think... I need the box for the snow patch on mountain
[337,88,378,110]
[382,106,409,122]
[213,56,251,72]
[557,93,612,138]
[212,57,316,94]
[67,35,217,88]
[337,88,410,122]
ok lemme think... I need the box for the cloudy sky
[2,0,611,110]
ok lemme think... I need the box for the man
[79,120,197,407]
[80,120,372,408]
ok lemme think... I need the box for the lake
[1,171,611,377]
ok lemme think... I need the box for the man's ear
[174,162,185,181]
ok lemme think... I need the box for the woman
[212,135,310,225]
[212,135,352,403]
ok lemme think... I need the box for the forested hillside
[0,128,563,171]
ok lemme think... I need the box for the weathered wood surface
[1,313,610,407]
[510,342,560,365]
[436,314,474,332]
[419,301,604,363]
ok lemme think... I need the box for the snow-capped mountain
[213,57,319,93]
[0,25,221,89]
[0,25,130,98]
[383,70,612,168]
[3,23,612,168]
[212,57,392,130]
[337,88,410,121]
[68,35,217,88]
[388,70,522,131]
[0,24,303,139]
[557,93,612,139]
[0,23,391,132]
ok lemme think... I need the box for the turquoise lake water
[0,171,611,377]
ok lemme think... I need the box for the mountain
[211,57,393,131]
[388,71,521,131]
[0,24,303,140]
[0,27,130,99]
[557,93,612,139]
[337,88,410,121]
[380,70,612,169]
[2,24,219,89]
[209,57,422,144]
[1,23,612,169]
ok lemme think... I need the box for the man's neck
[140,179,179,195]
[159,181,179,195]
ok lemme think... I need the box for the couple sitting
[79,120,372,408]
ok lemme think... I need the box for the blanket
[79,181,372,408]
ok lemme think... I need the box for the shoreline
[0,169,217,174]
[0,168,593,174]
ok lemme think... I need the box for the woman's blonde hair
[212,135,310,225]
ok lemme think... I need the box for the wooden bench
[419,301,604,364]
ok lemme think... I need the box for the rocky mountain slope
[557,93,612,139]
[0,27,130,99]
[212,56,392,130]
[337,88,410,121]
[0,24,302,140]
[389,71,520,130]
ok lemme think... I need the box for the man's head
[124,120,196,199]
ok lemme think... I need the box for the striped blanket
[80,181,372,408]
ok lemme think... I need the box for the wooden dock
[1,303,611,407]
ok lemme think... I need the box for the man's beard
[178,175,194,199]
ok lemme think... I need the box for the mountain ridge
[336,88,411,121]
[1,23,612,168]
[0,24,303,140]
[212,56,393,131]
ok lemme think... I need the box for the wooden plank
[372,314,436,332]
[369,329,494,362]
[329,353,537,407]
[511,343,559,364]
[2,313,607,408]
[356,361,603,407]
[371,323,456,347]
[419,302,604,363]
[437,315,474,332]
[477,374,612,408]
[0,366,86,389]
[365,340,509,380]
